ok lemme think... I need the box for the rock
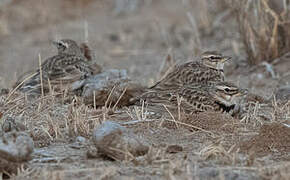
[76,136,87,143]
[71,69,127,91]
[92,121,149,161]
[72,69,145,107]
[0,131,34,175]
[0,131,34,162]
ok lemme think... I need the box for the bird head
[210,81,247,107]
[52,39,82,56]
[201,51,231,70]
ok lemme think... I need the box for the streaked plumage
[15,39,99,95]
[150,51,231,91]
[140,81,247,115]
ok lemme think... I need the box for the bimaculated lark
[16,39,99,95]
[150,51,231,91]
[140,81,247,115]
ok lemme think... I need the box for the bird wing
[150,61,200,90]
[178,85,216,112]
[41,55,93,84]
[179,63,224,85]
[16,54,99,95]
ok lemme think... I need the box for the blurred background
[0,0,289,95]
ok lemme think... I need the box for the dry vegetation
[226,0,290,65]
[0,0,290,179]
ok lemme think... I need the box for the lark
[178,82,247,114]
[150,51,231,91]
[141,81,247,115]
[17,39,97,94]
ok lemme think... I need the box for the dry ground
[0,0,290,179]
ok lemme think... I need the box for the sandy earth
[0,0,290,179]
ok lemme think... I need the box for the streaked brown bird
[140,81,247,115]
[150,51,231,91]
[15,39,100,95]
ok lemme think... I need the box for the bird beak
[221,56,231,62]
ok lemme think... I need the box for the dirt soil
[0,0,290,179]
[239,123,290,157]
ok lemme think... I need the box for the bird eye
[209,55,221,61]
[57,42,68,49]
[224,88,230,92]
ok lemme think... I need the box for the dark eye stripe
[217,89,238,94]
[210,56,221,59]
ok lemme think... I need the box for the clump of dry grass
[0,90,97,144]
[199,139,236,165]
[240,95,290,127]
[67,102,96,138]
[226,0,290,64]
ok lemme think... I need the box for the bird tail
[13,71,42,94]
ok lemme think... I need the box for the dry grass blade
[162,104,179,129]
[4,72,38,105]
[133,105,144,121]
[163,118,214,136]
[93,91,96,109]
[38,53,44,97]
[104,85,116,109]
[112,87,127,111]
[3,92,62,116]
[199,140,234,164]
